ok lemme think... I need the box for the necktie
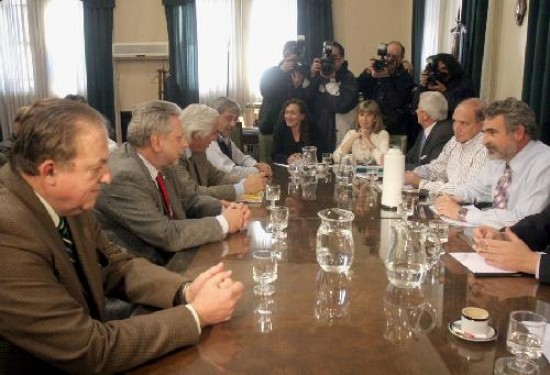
[58,217,76,264]
[156,172,174,219]
[418,132,427,160]
[218,138,232,159]
[57,217,100,318]
[493,163,512,209]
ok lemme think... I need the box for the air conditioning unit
[112,42,169,59]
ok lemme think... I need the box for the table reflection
[314,270,351,324]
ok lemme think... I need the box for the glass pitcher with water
[316,208,355,273]
[302,146,317,166]
[385,221,441,288]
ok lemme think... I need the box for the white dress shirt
[206,136,259,178]
[414,132,489,194]
[454,140,550,227]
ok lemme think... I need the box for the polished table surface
[128,166,550,374]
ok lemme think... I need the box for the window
[0,0,86,139]
[196,0,296,105]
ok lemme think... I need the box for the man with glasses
[298,41,358,156]
[357,41,415,137]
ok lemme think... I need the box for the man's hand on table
[188,262,244,327]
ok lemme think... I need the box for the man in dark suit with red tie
[95,100,248,265]
[0,98,244,373]
[405,91,453,170]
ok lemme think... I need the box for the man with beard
[436,98,550,227]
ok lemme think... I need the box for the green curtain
[411,0,425,82]
[163,0,198,107]
[522,0,550,145]
[297,0,333,65]
[461,0,488,95]
[82,0,116,126]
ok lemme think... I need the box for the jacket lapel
[2,167,100,317]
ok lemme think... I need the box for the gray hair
[418,91,448,121]
[126,100,181,148]
[180,104,219,139]
[484,97,538,140]
[210,97,241,115]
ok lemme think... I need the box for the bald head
[452,98,486,143]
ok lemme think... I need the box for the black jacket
[405,119,453,170]
[357,65,414,135]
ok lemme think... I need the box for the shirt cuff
[535,252,542,280]
[216,214,229,236]
[234,181,245,197]
[185,305,202,335]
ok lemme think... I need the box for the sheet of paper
[429,205,477,227]
[542,324,550,361]
[450,252,519,275]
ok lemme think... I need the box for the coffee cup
[461,307,489,337]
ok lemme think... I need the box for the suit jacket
[510,205,550,283]
[0,165,199,374]
[406,119,453,170]
[95,144,224,265]
[177,151,240,201]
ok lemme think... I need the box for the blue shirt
[454,140,550,227]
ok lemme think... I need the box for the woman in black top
[271,99,316,164]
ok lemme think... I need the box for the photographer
[357,41,414,136]
[298,41,358,155]
[416,53,475,117]
[258,40,307,136]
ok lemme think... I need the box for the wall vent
[112,42,169,58]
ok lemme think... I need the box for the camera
[425,57,444,84]
[372,42,388,71]
[292,35,309,75]
[320,41,335,76]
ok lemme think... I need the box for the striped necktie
[58,217,76,263]
[493,163,512,209]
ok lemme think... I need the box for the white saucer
[448,319,498,342]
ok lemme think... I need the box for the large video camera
[320,41,335,76]
[425,57,444,84]
[372,42,388,71]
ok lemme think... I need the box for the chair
[231,121,243,150]
[259,133,273,163]
[389,135,407,154]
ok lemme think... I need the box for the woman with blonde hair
[333,100,389,165]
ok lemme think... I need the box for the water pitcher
[316,208,355,273]
[302,146,317,166]
[385,221,441,288]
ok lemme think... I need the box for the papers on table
[237,192,264,204]
[429,205,477,227]
[450,252,522,277]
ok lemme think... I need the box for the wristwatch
[457,207,468,221]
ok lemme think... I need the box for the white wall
[113,0,168,111]
[332,0,413,76]
[490,0,528,100]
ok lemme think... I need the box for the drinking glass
[316,208,355,273]
[322,153,333,168]
[338,154,355,182]
[269,206,289,239]
[252,250,278,296]
[399,187,419,221]
[494,310,547,375]
[429,220,449,244]
[265,184,281,208]
[288,155,302,177]
[300,164,318,200]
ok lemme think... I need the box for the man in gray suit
[95,100,248,265]
[0,98,243,373]
[177,104,266,201]
[405,91,453,170]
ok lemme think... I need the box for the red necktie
[156,172,174,219]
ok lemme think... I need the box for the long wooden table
[128,166,550,374]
